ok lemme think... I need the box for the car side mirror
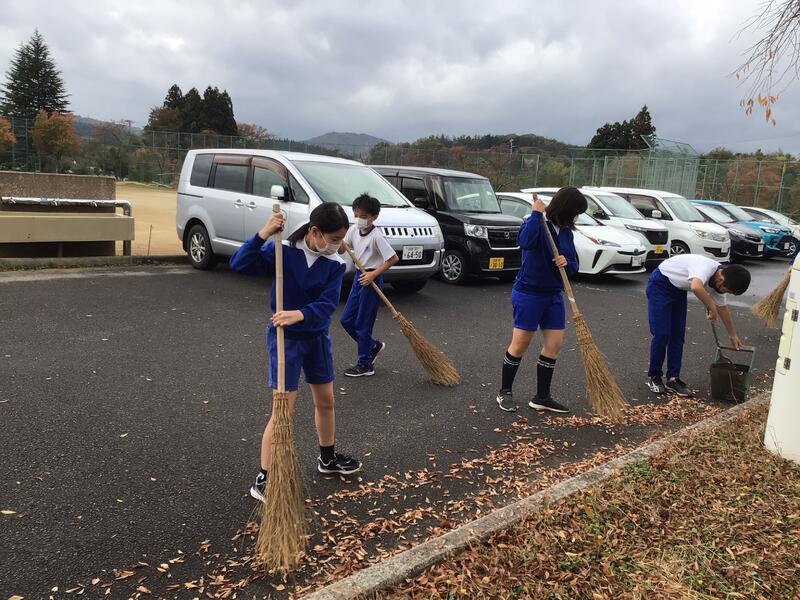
[593,210,609,220]
[412,196,430,209]
[651,209,662,219]
[270,184,286,200]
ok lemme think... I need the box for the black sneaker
[665,378,692,397]
[318,453,362,475]
[496,389,517,412]
[344,364,375,377]
[529,396,570,414]
[371,341,386,364]
[249,472,266,503]
[647,375,667,394]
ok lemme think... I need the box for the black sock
[501,351,522,392]
[320,444,335,463]
[536,355,557,399]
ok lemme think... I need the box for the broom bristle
[393,312,460,386]
[255,391,305,572]
[751,270,790,328]
[573,313,627,422]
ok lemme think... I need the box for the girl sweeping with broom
[496,187,586,414]
[230,203,363,504]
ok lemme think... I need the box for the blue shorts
[511,289,565,332]
[267,328,335,391]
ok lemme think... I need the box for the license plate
[489,257,505,269]
[632,255,644,267]
[758,244,764,252]
[401,245,423,260]
[784,242,790,249]
[655,245,664,254]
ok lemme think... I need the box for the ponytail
[288,202,349,247]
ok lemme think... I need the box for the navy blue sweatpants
[340,275,383,366]
[646,268,688,379]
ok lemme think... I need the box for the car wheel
[391,279,428,293]
[187,224,216,270]
[787,239,798,256]
[670,241,690,256]
[439,249,468,284]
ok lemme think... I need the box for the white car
[497,192,647,275]
[523,186,670,266]
[593,187,730,260]
[176,149,444,292]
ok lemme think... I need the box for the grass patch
[378,403,800,599]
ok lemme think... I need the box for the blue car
[690,200,795,256]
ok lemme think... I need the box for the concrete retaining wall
[0,171,116,199]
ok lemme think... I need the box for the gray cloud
[1,0,798,153]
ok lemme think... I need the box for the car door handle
[233,199,244,207]
[246,201,257,209]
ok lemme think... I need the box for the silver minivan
[176,150,444,292]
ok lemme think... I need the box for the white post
[764,254,800,464]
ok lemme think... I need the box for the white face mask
[356,217,371,230]
[318,241,340,256]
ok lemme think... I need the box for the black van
[373,166,522,284]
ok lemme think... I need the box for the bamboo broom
[343,244,460,386]
[751,268,791,328]
[254,204,306,572]
[539,205,627,420]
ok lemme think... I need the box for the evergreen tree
[163,84,184,110]
[588,105,657,150]
[179,87,204,132]
[629,105,656,149]
[0,30,69,119]
[201,86,237,135]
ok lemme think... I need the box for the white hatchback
[593,187,731,261]
[498,192,647,275]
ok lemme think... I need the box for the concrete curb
[304,395,768,600]
[0,255,188,271]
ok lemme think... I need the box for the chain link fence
[1,115,798,218]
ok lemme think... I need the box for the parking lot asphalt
[0,256,790,598]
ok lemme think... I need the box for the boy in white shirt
[646,254,751,397]
[340,194,399,377]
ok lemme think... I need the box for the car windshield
[293,161,410,207]
[723,203,757,222]
[443,177,502,213]
[663,196,705,222]
[592,193,644,219]
[748,211,779,224]
[697,205,734,223]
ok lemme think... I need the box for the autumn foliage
[31,110,80,170]
[0,116,16,152]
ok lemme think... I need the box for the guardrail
[0,196,134,256]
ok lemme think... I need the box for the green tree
[588,105,656,150]
[179,87,204,132]
[0,116,16,152]
[0,30,69,119]
[163,84,184,110]
[539,159,569,186]
[201,86,237,135]
[31,110,79,171]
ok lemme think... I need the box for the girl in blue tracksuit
[229,203,362,503]
[496,187,586,414]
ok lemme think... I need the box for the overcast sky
[1,0,798,153]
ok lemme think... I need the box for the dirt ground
[115,181,182,256]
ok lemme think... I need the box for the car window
[582,195,604,217]
[627,194,666,219]
[382,175,399,188]
[212,163,249,193]
[293,161,409,207]
[289,174,309,204]
[190,154,213,187]
[721,203,755,222]
[252,158,286,198]
[442,177,501,213]
[592,192,646,219]
[499,198,530,220]
[662,195,704,222]
[696,205,734,223]
[744,209,777,223]
[401,177,428,203]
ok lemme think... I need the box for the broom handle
[343,243,400,317]
[273,204,286,393]
[540,212,580,316]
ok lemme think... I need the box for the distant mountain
[72,115,143,139]
[304,132,390,157]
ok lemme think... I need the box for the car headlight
[433,225,444,243]
[728,229,743,238]
[762,226,780,234]
[710,232,728,242]
[624,224,648,233]
[464,223,488,239]
[584,234,620,247]
[690,226,710,239]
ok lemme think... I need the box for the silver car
[176,150,444,292]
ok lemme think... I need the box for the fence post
[601,155,609,186]
[731,160,740,202]
[776,162,787,212]
[711,159,719,198]
[568,157,575,185]
[533,154,540,187]
[753,160,762,206]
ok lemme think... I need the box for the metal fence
[1,115,798,218]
